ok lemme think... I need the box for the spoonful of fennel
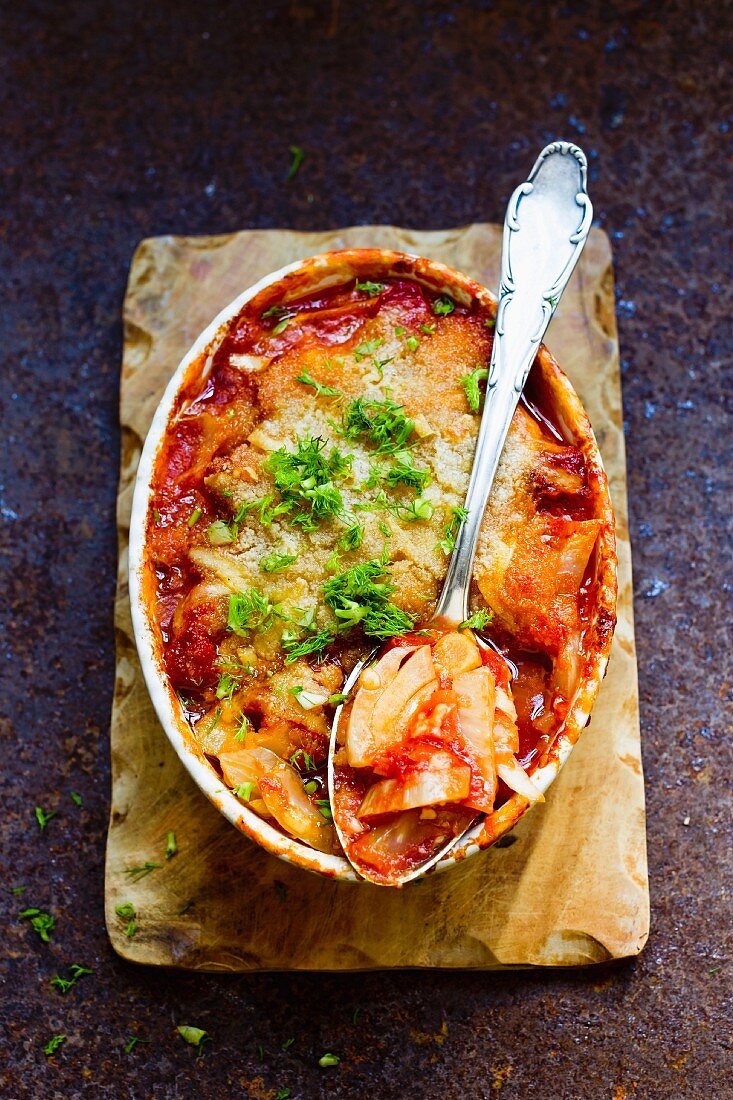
[328,142,594,886]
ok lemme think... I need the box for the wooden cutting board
[105,224,648,970]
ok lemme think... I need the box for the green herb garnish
[187,506,202,528]
[123,862,161,882]
[50,964,93,994]
[227,589,275,636]
[166,831,178,860]
[433,295,455,316]
[35,806,57,831]
[295,371,342,398]
[420,323,436,335]
[315,799,333,821]
[70,791,83,808]
[399,497,434,522]
[263,436,351,530]
[262,304,286,320]
[43,1035,66,1057]
[339,397,415,455]
[207,519,236,545]
[272,317,291,336]
[286,144,304,181]
[319,1053,340,1067]
[234,782,255,802]
[328,693,347,705]
[461,366,488,412]
[234,713,251,742]
[282,1037,296,1050]
[260,551,298,574]
[177,1025,210,1057]
[438,505,468,554]
[458,608,493,631]
[354,337,384,363]
[338,522,364,551]
[406,335,419,352]
[283,629,336,664]
[19,907,56,942]
[216,672,240,702]
[290,749,316,772]
[323,557,415,640]
[124,1036,148,1054]
[355,280,385,296]
[384,451,431,493]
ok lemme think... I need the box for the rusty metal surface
[0,2,730,1097]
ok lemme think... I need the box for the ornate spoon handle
[432,141,593,627]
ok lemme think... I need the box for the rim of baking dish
[128,247,617,884]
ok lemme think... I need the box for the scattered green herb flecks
[124,1035,148,1054]
[261,550,299,574]
[177,1025,210,1057]
[19,907,55,942]
[124,862,161,883]
[355,280,385,297]
[216,672,240,702]
[315,800,333,820]
[234,782,255,802]
[438,506,469,554]
[399,497,434,522]
[328,693,347,706]
[282,1037,295,1050]
[319,1053,340,1067]
[272,317,291,336]
[286,144,304,181]
[338,522,364,552]
[420,323,436,335]
[323,557,414,640]
[262,304,286,320]
[227,589,275,637]
[35,806,57,831]
[290,749,316,772]
[234,713,251,743]
[165,831,178,860]
[384,451,431,493]
[187,506,202,528]
[70,791,83,808]
[11,885,26,896]
[433,295,455,316]
[207,519,236,546]
[43,1035,66,1057]
[458,608,493,631]
[295,370,342,398]
[406,335,419,352]
[276,1089,291,1100]
[461,366,489,412]
[283,628,336,664]
[354,337,384,363]
[263,436,352,530]
[50,964,93,994]
[115,900,137,938]
[485,316,496,330]
[339,397,415,455]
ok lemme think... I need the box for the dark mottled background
[1,1,731,1097]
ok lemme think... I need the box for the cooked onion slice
[219,747,335,852]
[496,756,544,804]
[453,666,497,813]
[346,644,422,767]
[357,750,471,818]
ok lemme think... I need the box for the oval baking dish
[129,248,617,882]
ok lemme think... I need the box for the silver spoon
[328,141,594,885]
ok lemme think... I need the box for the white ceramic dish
[129,248,617,882]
